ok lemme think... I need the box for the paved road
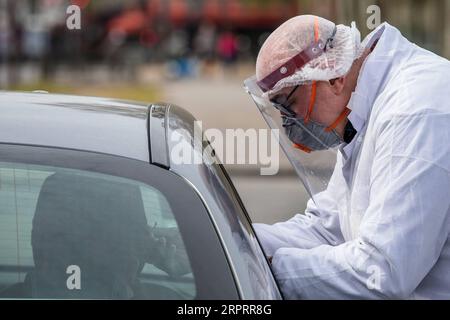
[229,174,309,224]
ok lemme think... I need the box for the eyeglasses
[270,85,299,118]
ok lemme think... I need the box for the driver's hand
[146,226,191,277]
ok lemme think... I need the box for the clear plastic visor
[244,76,338,204]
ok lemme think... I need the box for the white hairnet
[256,15,364,96]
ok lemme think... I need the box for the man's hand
[146,226,191,277]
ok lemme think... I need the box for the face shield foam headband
[257,25,337,93]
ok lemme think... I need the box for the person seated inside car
[1,171,189,299]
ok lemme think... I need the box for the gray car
[0,91,282,300]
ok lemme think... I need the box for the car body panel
[0,91,150,162]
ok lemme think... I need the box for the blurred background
[1,0,449,223]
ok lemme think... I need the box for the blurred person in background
[216,28,238,73]
[165,28,196,79]
[194,21,217,77]
[0,5,10,60]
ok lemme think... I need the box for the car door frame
[0,143,240,299]
[150,104,283,299]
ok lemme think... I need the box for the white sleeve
[253,174,345,257]
[270,113,450,299]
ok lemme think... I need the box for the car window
[0,161,195,299]
[141,187,177,229]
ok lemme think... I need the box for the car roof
[0,91,151,162]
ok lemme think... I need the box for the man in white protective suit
[243,15,450,299]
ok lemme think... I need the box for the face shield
[244,16,363,203]
[244,76,338,203]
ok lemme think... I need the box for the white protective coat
[254,23,450,299]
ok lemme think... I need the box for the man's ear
[328,77,346,95]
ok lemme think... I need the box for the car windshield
[0,161,196,299]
